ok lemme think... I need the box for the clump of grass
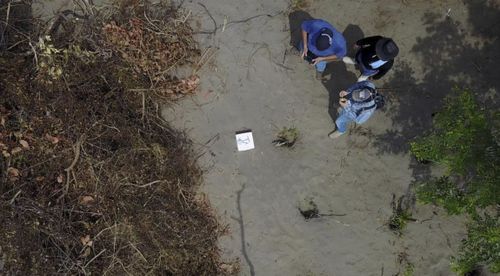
[397,251,415,276]
[290,0,309,10]
[272,126,299,148]
[298,197,320,219]
[388,194,416,235]
[297,197,347,220]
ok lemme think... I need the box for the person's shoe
[316,71,326,80]
[357,75,370,82]
[342,56,356,65]
[328,130,343,139]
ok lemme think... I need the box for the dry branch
[59,134,86,200]
[0,1,226,274]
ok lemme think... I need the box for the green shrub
[414,176,469,215]
[411,91,500,213]
[451,213,500,274]
[410,91,488,174]
[388,195,415,235]
[410,90,500,274]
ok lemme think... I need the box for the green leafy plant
[403,263,415,276]
[411,91,500,212]
[414,176,469,215]
[36,35,95,85]
[272,126,299,148]
[396,251,415,276]
[410,90,500,274]
[411,91,490,174]
[451,213,500,274]
[388,194,415,235]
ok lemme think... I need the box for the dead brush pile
[0,1,234,275]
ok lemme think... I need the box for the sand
[29,0,500,275]
[162,0,500,275]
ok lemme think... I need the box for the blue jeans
[335,108,354,133]
[298,42,327,72]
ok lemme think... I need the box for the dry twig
[59,134,86,200]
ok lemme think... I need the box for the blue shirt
[343,81,377,124]
[301,19,346,58]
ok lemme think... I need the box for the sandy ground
[29,0,500,275]
[162,0,500,275]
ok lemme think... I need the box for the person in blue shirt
[342,36,399,81]
[328,81,383,139]
[298,19,347,79]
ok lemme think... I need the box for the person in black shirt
[343,36,399,81]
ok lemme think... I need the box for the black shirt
[355,36,394,80]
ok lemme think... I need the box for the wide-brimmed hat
[375,38,399,60]
[316,28,333,51]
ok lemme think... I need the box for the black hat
[375,38,399,60]
[316,28,333,51]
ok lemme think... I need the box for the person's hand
[301,46,308,59]
[339,90,348,97]
[312,57,323,65]
[339,98,348,107]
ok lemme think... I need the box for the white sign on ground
[235,131,255,151]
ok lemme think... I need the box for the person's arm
[300,20,316,58]
[312,54,338,64]
[338,83,359,102]
[301,28,308,58]
[372,60,393,80]
[355,36,383,48]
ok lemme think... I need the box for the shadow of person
[321,25,364,124]
[321,24,364,82]
[322,62,357,124]
[288,10,314,48]
[342,24,365,58]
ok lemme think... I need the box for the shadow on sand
[289,2,500,180]
[371,0,500,179]
[321,24,364,124]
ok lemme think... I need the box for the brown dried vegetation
[0,0,235,275]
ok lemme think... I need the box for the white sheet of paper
[235,132,255,151]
